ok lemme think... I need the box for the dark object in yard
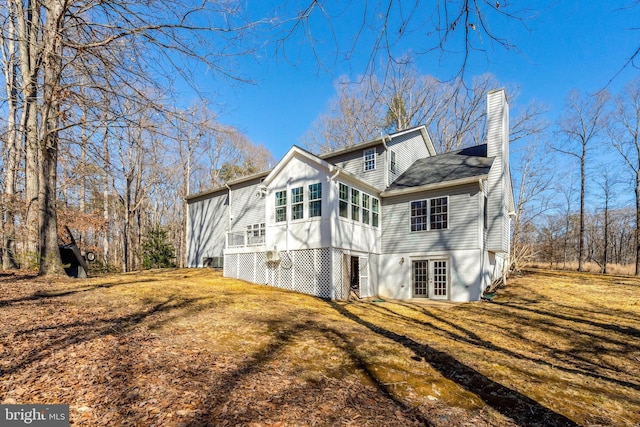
[59,226,94,278]
[481,292,496,301]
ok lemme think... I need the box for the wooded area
[0,0,276,274]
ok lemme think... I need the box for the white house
[186,89,514,302]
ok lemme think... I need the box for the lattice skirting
[224,248,344,299]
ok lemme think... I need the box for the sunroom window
[351,188,360,221]
[291,186,303,220]
[275,191,287,222]
[309,183,322,217]
[339,183,349,218]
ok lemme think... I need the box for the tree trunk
[578,144,586,272]
[636,171,640,276]
[38,0,65,275]
[13,0,41,264]
[2,9,20,270]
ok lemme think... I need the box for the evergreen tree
[142,226,176,269]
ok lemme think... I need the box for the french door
[412,259,449,299]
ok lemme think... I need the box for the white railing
[226,231,265,248]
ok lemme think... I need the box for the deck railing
[226,231,265,248]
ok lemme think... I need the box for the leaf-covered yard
[0,268,638,426]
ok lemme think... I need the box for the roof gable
[262,145,334,187]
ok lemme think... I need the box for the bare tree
[510,141,556,271]
[0,3,20,269]
[0,0,264,274]
[272,1,532,80]
[594,168,618,273]
[554,89,610,271]
[611,78,640,275]
[302,77,384,153]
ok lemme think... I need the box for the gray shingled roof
[386,144,494,191]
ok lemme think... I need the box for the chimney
[485,89,510,254]
[487,89,509,161]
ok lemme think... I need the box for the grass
[0,268,638,426]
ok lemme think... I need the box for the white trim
[380,176,487,197]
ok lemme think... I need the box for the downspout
[224,183,232,249]
[286,177,291,253]
[479,179,486,297]
[329,166,340,300]
[382,135,391,187]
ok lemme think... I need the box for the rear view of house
[186,89,514,302]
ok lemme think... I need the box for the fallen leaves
[0,268,638,426]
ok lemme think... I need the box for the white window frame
[390,150,397,174]
[275,190,287,223]
[291,186,304,220]
[308,182,322,217]
[430,196,448,230]
[339,183,349,218]
[351,188,360,221]
[410,196,449,232]
[372,197,380,227]
[363,148,376,171]
[362,193,370,225]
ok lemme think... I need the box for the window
[430,197,448,229]
[372,198,379,227]
[411,197,448,231]
[364,148,376,171]
[275,191,287,222]
[390,151,397,174]
[339,183,349,218]
[351,189,360,221]
[484,195,488,229]
[362,194,370,225]
[291,186,303,220]
[309,183,322,217]
[410,200,428,232]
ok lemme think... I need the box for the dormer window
[364,148,376,171]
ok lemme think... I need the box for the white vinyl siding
[228,179,266,234]
[386,129,432,186]
[325,146,386,189]
[381,183,480,254]
[186,191,229,267]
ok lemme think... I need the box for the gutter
[380,175,488,198]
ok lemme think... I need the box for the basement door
[346,255,371,299]
[412,259,449,300]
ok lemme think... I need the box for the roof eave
[381,175,488,197]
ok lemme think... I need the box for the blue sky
[187,2,640,162]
